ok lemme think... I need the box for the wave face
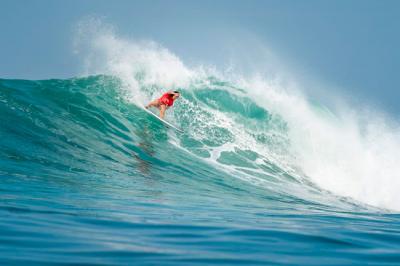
[1,74,400,265]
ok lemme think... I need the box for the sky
[1,0,400,114]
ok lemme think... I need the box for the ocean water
[2,24,400,265]
[1,75,400,265]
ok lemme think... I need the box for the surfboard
[139,104,183,133]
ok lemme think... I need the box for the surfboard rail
[139,104,183,133]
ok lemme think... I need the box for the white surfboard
[139,104,183,133]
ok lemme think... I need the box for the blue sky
[1,0,400,114]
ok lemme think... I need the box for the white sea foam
[242,75,400,211]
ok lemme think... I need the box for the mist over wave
[70,19,400,212]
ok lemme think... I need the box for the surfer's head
[171,91,180,99]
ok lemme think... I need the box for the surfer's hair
[169,91,179,96]
[168,91,180,97]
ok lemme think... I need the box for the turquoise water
[1,76,400,265]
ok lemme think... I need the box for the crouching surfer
[145,91,180,119]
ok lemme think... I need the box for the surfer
[145,91,180,119]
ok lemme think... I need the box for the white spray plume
[73,17,194,102]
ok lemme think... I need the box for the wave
[0,70,392,214]
[1,21,400,214]
[72,21,400,212]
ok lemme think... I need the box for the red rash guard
[158,93,175,107]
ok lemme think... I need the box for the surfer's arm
[159,104,167,119]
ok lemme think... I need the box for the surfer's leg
[159,104,167,119]
[145,99,160,109]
